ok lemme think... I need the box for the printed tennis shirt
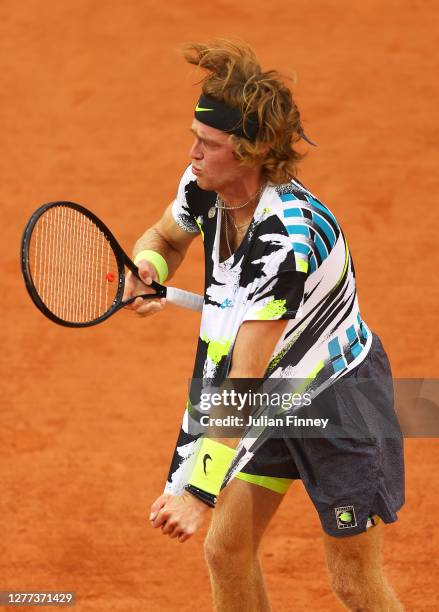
[165,165,374,494]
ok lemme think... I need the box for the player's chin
[195,175,214,192]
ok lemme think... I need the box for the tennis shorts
[236,333,405,537]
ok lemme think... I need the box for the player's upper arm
[153,203,199,260]
[229,319,288,379]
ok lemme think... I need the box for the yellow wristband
[133,249,168,284]
[188,438,236,496]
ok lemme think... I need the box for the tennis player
[125,40,405,611]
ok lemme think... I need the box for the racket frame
[21,201,165,328]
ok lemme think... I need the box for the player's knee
[331,575,365,612]
[329,570,370,610]
[204,531,255,574]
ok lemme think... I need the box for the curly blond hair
[182,39,307,184]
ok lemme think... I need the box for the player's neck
[217,172,265,224]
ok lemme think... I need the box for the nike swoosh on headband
[195,105,214,112]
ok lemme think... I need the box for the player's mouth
[191,165,203,176]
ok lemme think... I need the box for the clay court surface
[1,0,438,610]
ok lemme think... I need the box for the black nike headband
[194,93,317,146]
[194,93,259,140]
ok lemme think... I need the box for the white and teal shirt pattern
[166,166,372,494]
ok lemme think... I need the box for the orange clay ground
[1,1,438,610]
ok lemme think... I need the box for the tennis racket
[21,201,204,327]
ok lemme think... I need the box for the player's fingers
[137,261,158,286]
[177,531,192,543]
[161,519,177,535]
[151,508,169,528]
[133,298,165,316]
[124,277,154,305]
[168,526,184,539]
[150,494,170,518]
[122,271,138,301]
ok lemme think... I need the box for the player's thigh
[206,478,284,556]
[323,521,384,584]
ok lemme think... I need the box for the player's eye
[203,141,220,150]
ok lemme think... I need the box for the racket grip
[166,287,203,312]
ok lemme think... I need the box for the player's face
[189,119,243,192]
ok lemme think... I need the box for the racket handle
[166,287,203,312]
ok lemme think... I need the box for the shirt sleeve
[171,165,201,234]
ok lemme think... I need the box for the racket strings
[29,206,119,322]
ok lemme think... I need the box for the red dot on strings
[106,272,115,282]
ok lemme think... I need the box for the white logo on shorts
[335,505,357,529]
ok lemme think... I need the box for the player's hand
[149,492,212,543]
[123,260,165,316]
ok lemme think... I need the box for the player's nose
[189,138,203,159]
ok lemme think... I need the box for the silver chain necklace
[215,184,264,211]
[228,213,250,231]
[218,184,265,258]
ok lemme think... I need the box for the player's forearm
[208,436,241,451]
[132,226,184,281]
[203,369,264,449]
